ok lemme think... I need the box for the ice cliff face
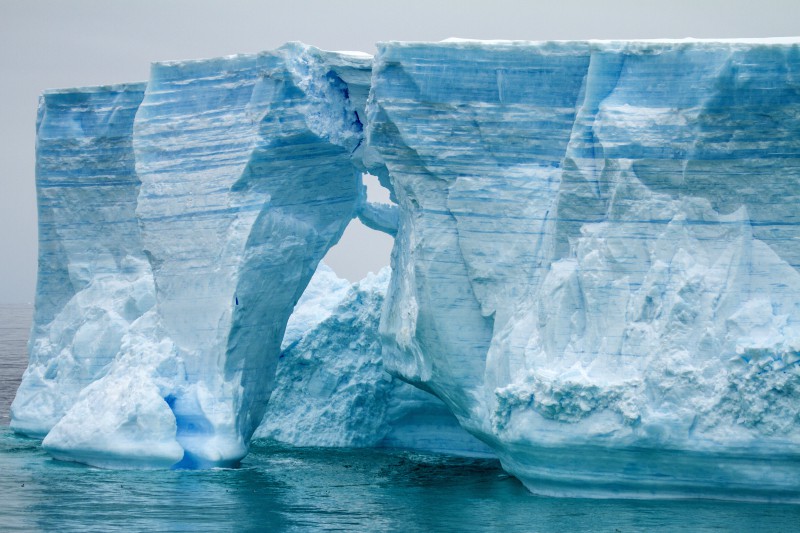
[12,39,800,500]
[130,44,366,467]
[369,40,800,500]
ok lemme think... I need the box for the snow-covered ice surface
[12,39,800,501]
[368,40,800,500]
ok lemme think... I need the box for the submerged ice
[12,38,800,501]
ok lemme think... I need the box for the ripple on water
[2,432,800,532]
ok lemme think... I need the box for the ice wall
[369,40,800,500]
[12,39,800,500]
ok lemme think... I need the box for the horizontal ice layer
[357,197,399,236]
[369,40,800,500]
[11,84,156,437]
[256,264,493,457]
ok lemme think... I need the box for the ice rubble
[11,39,800,500]
[257,264,491,456]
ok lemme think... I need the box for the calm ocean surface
[1,304,799,532]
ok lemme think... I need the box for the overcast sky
[2,0,800,302]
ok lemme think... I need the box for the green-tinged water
[2,305,799,531]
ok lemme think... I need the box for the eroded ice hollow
[11,39,800,501]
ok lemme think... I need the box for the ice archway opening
[322,173,395,282]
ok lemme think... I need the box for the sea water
[1,305,798,532]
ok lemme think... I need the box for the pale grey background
[2,0,800,302]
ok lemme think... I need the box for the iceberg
[11,38,800,501]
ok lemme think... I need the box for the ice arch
[16,44,390,469]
